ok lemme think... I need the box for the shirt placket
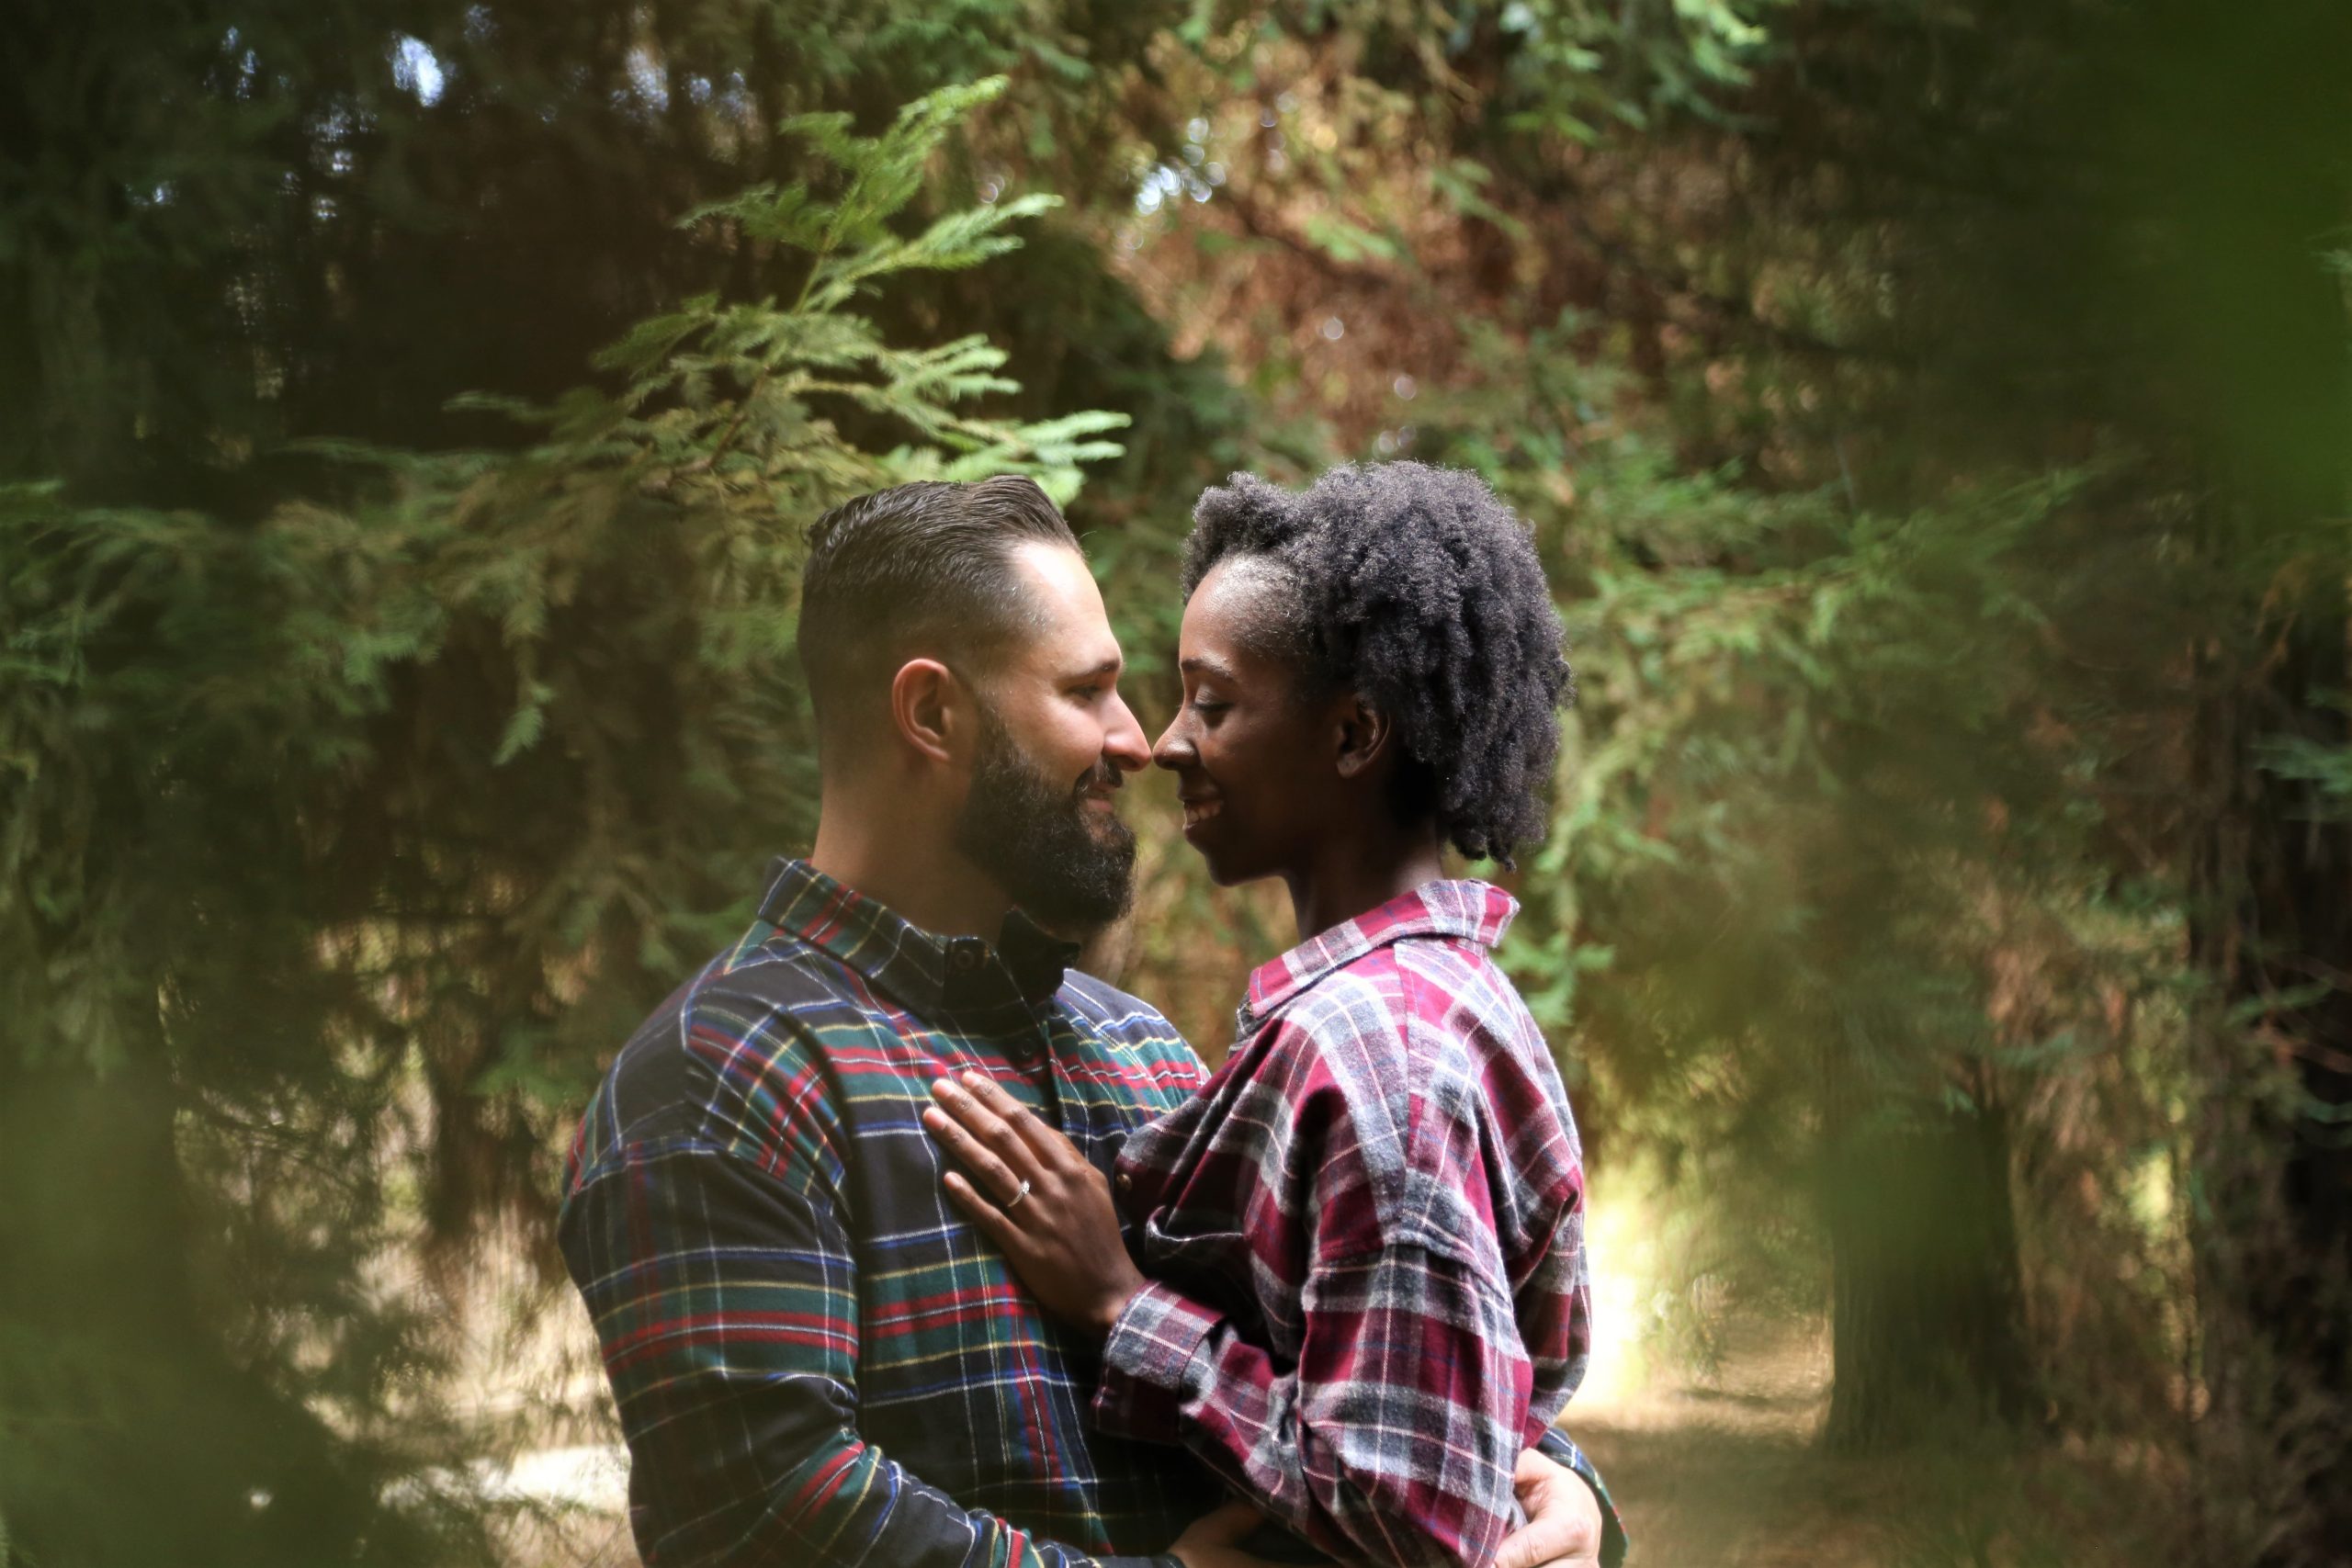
[942,934,1062,1120]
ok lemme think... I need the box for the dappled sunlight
[1575,1177,1667,1418]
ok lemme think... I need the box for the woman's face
[1150,559,1337,886]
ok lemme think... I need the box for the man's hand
[1168,1500,1281,1568]
[1492,1448,1605,1568]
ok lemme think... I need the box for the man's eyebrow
[1066,657,1122,682]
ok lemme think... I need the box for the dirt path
[1568,1311,2180,1568]
[1571,1314,1879,1568]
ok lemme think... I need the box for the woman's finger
[942,1170,1023,1250]
[928,1077,1040,1176]
[958,1070,1080,1168]
[923,1105,1027,1206]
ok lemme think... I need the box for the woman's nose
[1151,712,1194,770]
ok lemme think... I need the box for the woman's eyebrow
[1179,654,1236,682]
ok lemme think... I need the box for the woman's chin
[1191,844,1276,890]
[1179,815,1279,887]
[1181,832,1240,885]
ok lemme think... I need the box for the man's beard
[952,704,1137,935]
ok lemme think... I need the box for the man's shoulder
[574,923,872,1162]
[1057,966,1172,1032]
[1057,969,1204,1068]
[658,917,872,1043]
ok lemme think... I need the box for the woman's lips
[1180,796,1222,830]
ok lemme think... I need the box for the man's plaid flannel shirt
[560,859,1221,1567]
[1094,881,1625,1568]
[560,861,1621,1568]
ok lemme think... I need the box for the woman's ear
[890,658,964,765]
[1333,694,1396,782]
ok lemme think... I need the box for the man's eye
[1070,685,1102,702]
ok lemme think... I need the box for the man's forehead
[1008,627,1124,681]
[1006,541,1122,671]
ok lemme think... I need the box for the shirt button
[1115,1172,1133,1192]
[948,940,984,973]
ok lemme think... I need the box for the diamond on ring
[1003,1178,1033,1212]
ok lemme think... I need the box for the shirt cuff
[1091,1280,1222,1445]
[1533,1426,1628,1568]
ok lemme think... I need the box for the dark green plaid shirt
[560,859,1221,1566]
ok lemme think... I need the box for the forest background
[5,1,2350,1564]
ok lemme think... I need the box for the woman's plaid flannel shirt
[1094,881,1623,1568]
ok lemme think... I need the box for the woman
[924,463,1612,1568]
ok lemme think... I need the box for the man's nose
[1102,693,1150,773]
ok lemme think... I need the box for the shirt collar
[754,857,1080,1015]
[1241,878,1518,1027]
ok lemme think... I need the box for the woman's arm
[926,1072,1588,1568]
[1090,1237,1532,1568]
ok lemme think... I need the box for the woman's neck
[1283,821,1448,945]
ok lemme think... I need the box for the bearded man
[557,478,1612,1568]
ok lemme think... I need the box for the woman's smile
[1149,560,1346,886]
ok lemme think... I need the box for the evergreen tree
[0,76,1125,1564]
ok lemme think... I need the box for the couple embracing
[559,464,1628,1568]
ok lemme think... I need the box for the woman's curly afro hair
[1181,461,1573,867]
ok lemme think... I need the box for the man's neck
[809,782,1012,942]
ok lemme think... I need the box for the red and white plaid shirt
[1093,881,1599,1568]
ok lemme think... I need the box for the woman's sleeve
[1095,1238,1535,1568]
[1090,1021,1539,1568]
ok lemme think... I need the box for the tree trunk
[2188,604,2352,1565]
[2168,10,2352,1549]
[1823,1075,2034,1451]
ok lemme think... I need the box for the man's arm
[561,1134,1170,1568]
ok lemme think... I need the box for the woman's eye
[1191,697,1228,718]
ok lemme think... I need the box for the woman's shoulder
[1270,934,1543,1075]
[1272,941,1580,1226]
[1252,948,1419,1088]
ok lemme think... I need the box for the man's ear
[1333,694,1396,782]
[889,658,966,765]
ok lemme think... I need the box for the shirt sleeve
[1092,1039,1544,1568]
[1093,1246,1530,1568]
[560,1134,1169,1568]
